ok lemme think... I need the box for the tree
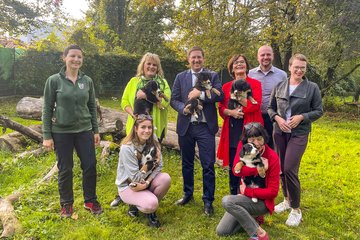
[0,0,39,34]
[170,0,259,70]
[0,0,66,35]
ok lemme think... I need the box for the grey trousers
[274,132,308,209]
[216,195,269,237]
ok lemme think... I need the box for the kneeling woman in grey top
[115,114,171,228]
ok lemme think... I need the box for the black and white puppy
[184,98,203,121]
[133,80,167,115]
[228,79,257,110]
[193,71,221,99]
[129,144,159,187]
[235,142,265,203]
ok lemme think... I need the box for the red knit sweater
[232,142,280,214]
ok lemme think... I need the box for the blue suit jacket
[170,69,224,136]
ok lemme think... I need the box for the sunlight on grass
[0,97,359,239]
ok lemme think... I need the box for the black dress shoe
[204,203,214,216]
[127,205,139,217]
[174,195,194,206]
[147,212,161,228]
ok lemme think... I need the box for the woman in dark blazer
[268,53,323,226]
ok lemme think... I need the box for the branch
[321,63,360,94]
[338,63,360,82]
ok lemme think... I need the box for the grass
[0,97,359,239]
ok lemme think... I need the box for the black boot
[147,212,161,228]
[127,205,139,217]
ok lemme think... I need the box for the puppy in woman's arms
[234,143,266,202]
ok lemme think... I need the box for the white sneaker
[285,209,302,226]
[274,199,290,213]
[110,195,122,207]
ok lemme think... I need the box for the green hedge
[13,50,186,97]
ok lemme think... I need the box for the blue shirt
[249,66,287,113]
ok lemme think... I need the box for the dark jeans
[53,131,98,206]
[274,132,308,209]
[262,113,274,149]
[229,147,240,195]
[178,123,215,204]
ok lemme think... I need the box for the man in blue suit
[170,46,224,216]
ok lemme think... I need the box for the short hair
[136,52,164,78]
[63,45,83,57]
[187,46,204,58]
[227,54,250,78]
[289,53,308,66]
[241,122,269,144]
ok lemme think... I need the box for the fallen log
[14,148,46,163]
[0,124,42,152]
[0,116,42,143]
[39,162,58,183]
[0,193,22,238]
[13,97,223,164]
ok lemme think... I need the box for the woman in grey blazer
[268,53,323,227]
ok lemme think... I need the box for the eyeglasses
[135,114,153,121]
[233,60,246,65]
[293,66,306,72]
[244,122,262,131]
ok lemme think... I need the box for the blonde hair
[289,53,308,66]
[121,117,160,149]
[136,52,164,78]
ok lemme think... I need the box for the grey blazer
[268,77,323,136]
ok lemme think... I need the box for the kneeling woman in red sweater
[216,122,280,240]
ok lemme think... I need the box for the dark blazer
[170,69,224,136]
[267,77,323,136]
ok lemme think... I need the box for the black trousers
[53,131,97,206]
[229,147,241,195]
[262,113,274,149]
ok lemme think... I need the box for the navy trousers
[53,131,98,206]
[178,123,215,204]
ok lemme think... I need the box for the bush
[13,50,186,97]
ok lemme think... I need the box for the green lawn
[0,97,359,239]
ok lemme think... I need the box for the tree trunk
[0,193,22,238]
[0,115,43,143]
[8,97,222,164]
